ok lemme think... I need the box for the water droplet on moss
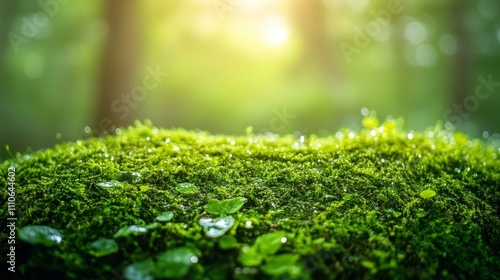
[113,225,148,238]
[117,171,141,183]
[19,225,63,246]
[88,238,118,257]
[176,183,198,194]
[97,180,122,188]
[199,216,235,238]
[156,211,174,222]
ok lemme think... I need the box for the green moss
[1,119,499,279]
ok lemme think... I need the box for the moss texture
[1,119,499,279]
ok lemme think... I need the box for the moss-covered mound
[1,119,499,279]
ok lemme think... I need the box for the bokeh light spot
[25,54,45,79]
[439,34,457,55]
[405,21,428,44]
[478,0,498,18]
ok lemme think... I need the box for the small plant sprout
[238,231,301,277]
[205,197,247,216]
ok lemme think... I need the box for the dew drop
[245,221,252,228]
[199,216,235,238]
[117,171,141,183]
[97,180,122,188]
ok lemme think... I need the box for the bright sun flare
[261,16,290,47]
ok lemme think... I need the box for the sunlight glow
[261,16,290,47]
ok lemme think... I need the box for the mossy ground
[1,119,499,279]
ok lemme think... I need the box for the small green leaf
[19,225,63,247]
[219,235,237,250]
[222,197,247,214]
[205,199,223,215]
[88,238,118,257]
[140,185,150,192]
[113,225,148,238]
[239,246,263,267]
[261,254,300,276]
[176,183,198,194]
[154,247,198,279]
[420,189,436,199]
[123,258,154,280]
[255,231,286,257]
[156,211,174,222]
[361,260,376,269]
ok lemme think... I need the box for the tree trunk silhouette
[451,0,472,109]
[95,0,139,134]
[290,0,337,82]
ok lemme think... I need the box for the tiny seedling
[205,197,247,216]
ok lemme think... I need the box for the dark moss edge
[0,119,499,279]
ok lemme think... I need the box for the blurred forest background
[1,0,499,159]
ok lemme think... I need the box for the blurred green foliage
[1,0,499,159]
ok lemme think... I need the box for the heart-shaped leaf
[222,197,247,214]
[205,199,224,215]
